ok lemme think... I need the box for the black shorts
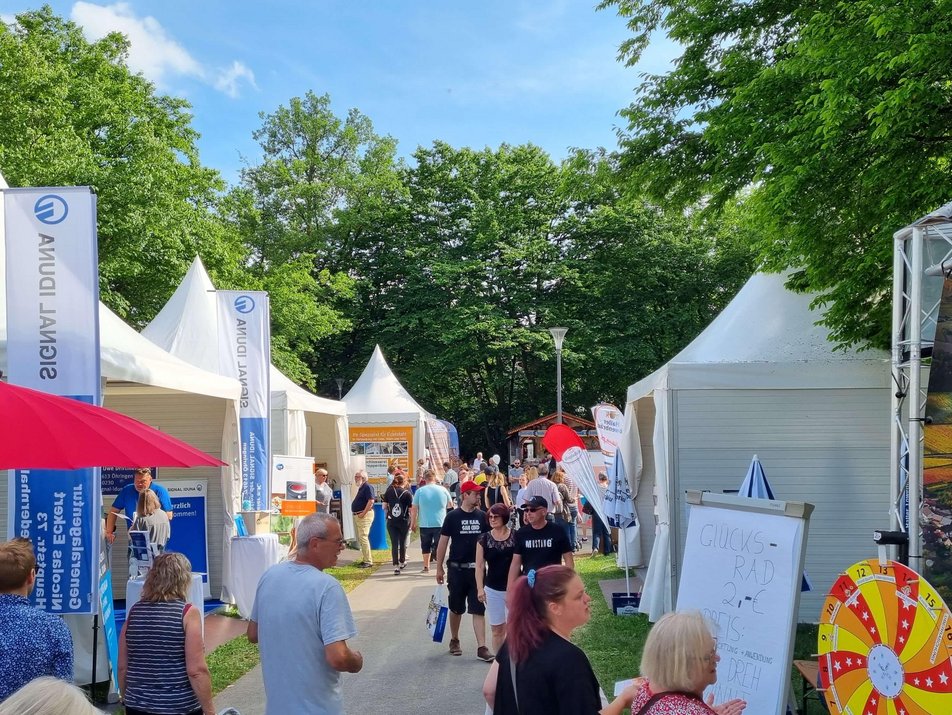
[447,566,485,616]
[420,527,441,555]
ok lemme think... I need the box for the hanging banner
[349,425,413,486]
[217,290,271,510]
[4,186,100,615]
[591,403,624,471]
[923,277,952,602]
[164,480,210,598]
[425,417,450,477]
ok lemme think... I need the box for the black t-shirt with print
[440,508,489,563]
[492,633,601,715]
[513,522,571,573]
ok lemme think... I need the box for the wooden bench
[793,659,827,714]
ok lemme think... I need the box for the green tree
[0,7,240,322]
[228,92,403,385]
[600,0,952,349]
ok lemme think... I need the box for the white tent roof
[0,172,238,400]
[342,345,430,422]
[627,272,890,401]
[141,256,345,416]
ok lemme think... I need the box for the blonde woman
[132,489,171,555]
[119,552,214,715]
[0,677,103,715]
[629,611,747,715]
[550,468,578,550]
[483,468,512,510]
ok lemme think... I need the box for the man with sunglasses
[248,513,363,714]
[507,496,574,589]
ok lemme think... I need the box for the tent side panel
[104,393,228,601]
[632,397,658,564]
[672,387,890,622]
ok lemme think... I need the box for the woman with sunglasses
[628,611,746,715]
[483,565,642,714]
[475,503,516,654]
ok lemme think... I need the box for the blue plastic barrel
[369,503,388,550]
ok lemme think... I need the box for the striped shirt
[123,600,200,714]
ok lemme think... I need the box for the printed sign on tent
[349,425,413,485]
[4,186,101,615]
[591,403,624,471]
[164,480,210,598]
[217,290,271,510]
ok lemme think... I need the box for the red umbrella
[0,380,226,469]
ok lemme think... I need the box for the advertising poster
[217,290,271,510]
[97,546,119,691]
[923,277,952,602]
[591,403,624,471]
[271,455,316,511]
[164,480,210,598]
[349,426,413,486]
[4,186,100,615]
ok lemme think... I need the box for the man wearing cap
[507,496,574,589]
[435,481,492,661]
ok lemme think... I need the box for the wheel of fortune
[818,559,952,714]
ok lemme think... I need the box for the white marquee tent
[342,345,430,480]
[140,257,353,534]
[627,272,891,622]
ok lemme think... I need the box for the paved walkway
[214,551,492,714]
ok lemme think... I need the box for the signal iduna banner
[217,290,271,510]
[4,186,100,615]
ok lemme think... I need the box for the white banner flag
[4,186,101,615]
[217,290,271,510]
[591,403,624,471]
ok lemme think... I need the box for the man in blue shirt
[105,467,173,544]
[411,469,454,573]
[0,538,73,700]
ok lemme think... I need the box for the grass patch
[573,556,820,707]
[207,635,261,694]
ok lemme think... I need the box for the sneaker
[476,646,495,662]
[399,562,407,570]
[394,568,400,575]
[449,638,462,656]
[357,562,373,568]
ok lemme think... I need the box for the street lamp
[549,327,568,424]
[335,377,344,400]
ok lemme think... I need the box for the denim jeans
[592,515,614,555]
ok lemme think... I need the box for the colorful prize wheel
[818,559,952,714]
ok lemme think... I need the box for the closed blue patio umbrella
[738,454,812,592]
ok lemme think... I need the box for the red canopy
[0,380,226,469]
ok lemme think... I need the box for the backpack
[390,488,406,518]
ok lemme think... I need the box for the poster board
[164,480,209,598]
[271,455,316,509]
[676,491,813,715]
[349,425,414,486]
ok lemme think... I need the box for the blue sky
[1,1,679,185]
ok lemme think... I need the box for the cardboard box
[239,510,272,535]
[612,592,641,616]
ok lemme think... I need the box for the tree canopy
[600,0,952,349]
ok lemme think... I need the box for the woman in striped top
[118,553,214,715]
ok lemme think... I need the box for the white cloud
[214,60,258,99]
[1,13,17,27]
[69,2,256,97]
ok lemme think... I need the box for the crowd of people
[0,452,749,715]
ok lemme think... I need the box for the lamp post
[335,377,344,400]
[549,327,568,424]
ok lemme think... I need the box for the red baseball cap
[460,481,485,494]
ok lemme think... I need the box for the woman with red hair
[482,565,640,714]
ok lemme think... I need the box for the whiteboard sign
[677,492,813,715]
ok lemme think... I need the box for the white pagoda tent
[627,272,891,622]
[140,257,352,522]
[342,345,430,481]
